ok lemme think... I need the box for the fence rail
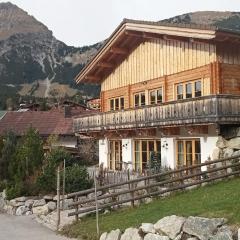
[74,95,240,132]
[67,155,240,218]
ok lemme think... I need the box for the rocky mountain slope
[0,2,101,102]
[161,11,240,31]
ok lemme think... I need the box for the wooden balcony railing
[74,95,240,133]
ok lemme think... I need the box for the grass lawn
[62,177,240,240]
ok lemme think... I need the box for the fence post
[128,169,134,207]
[94,170,100,238]
[74,196,79,222]
[56,166,60,230]
[62,159,66,209]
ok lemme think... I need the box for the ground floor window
[109,140,122,170]
[176,139,201,170]
[134,139,161,172]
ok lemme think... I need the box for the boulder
[216,136,228,149]
[25,199,34,208]
[209,226,233,240]
[33,199,46,207]
[0,196,5,210]
[16,206,29,216]
[154,215,186,239]
[2,190,6,200]
[60,198,73,210]
[15,196,27,202]
[120,228,142,240]
[232,150,240,157]
[100,232,108,240]
[212,148,221,160]
[32,204,49,215]
[144,233,169,240]
[87,191,102,199]
[183,216,226,240]
[227,138,240,150]
[106,229,121,240]
[186,238,198,240]
[25,211,33,216]
[223,148,234,158]
[47,201,56,211]
[9,199,24,207]
[4,205,15,215]
[140,223,156,234]
[43,195,54,201]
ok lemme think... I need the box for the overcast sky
[2,0,240,47]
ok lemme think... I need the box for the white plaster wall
[200,136,218,163]
[99,138,108,168]
[161,137,175,169]
[122,139,134,170]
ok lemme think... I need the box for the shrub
[64,164,93,193]
[5,181,24,200]
[0,180,7,192]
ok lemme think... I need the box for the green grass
[62,177,240,240]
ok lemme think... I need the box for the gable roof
[75,18,240,85]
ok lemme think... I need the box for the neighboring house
[86,98,101,110]
[73,19,240,172]
[0,106,94,150]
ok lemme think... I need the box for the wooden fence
[67,155,240,219]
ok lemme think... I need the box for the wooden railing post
[74,196,79,221]
[128,169,134,207]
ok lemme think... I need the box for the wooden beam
[110,47,128,55]
[85,76,101,82]
[97,62,114,68]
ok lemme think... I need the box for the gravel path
[0,213,73,240]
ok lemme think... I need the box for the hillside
[0,2,101,108]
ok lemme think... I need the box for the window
[177,84,183,100]
[109,140,122,170]
[134,139,161,172]
[134,92,145,107]
[186,83,192,99]
[109,97,124,111]
[150,88,163,105]
[195,81,202,97]
[176,139,201,173]
[176,80,202,100]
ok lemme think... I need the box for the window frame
[149,87,163,105]
[109,96,125,111]
[134,92,146,107]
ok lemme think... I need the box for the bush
[0,180,7,192]
[5,181,24,200]
[64,164,93,193]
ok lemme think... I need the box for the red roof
[0,109,75,136]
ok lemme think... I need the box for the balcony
[74,95,240,133]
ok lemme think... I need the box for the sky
[2,0,240,47]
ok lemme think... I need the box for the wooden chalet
[73,19,240,172]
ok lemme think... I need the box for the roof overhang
[75,19,240,85]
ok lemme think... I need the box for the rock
[0,196,5,210]
[104,209,110,215]
[106,229,121,240]
[140,223,156,234]
[227,137,240,150]
[33,199,46,207]
[100,232,108,240]
[212,148,221,160]
[53,195,67,201]
[15,196,27,202]
[144,233,169,240]
[154,215,186,239]
[9,199,24,207]
[87,191,102,199]
[47,201,56,211]
[25,211,32,216]
[44,195,54,201]
[2,190,6,200]
[174,233,183,240]
[120,228,142,240]
[60,198,73,210]
[32,204,49,215]
[25,199,34,208]
[223,148,234,158]
[232,150,240,157]
[16,206,29,216]
[210,226,233,240]
[187,238,198,240]
[183,216,226,240]
[4,205,15,215]
[216,136,228,149]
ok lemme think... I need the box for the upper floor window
[134,92,145,107]
[150,88,163,105]
[176,80,202,100]
[110,97,124,111]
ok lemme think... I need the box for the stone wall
[100,215,240,240]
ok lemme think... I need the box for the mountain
[161,11,240,31]
[0,2,101,107]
